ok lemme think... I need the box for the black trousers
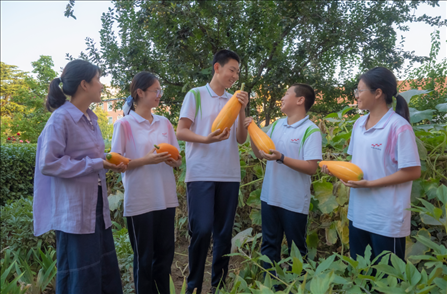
[260,201,308,269]
[55,186,123,294]
[349,220,405,262]
[186,181,240,294]
[127,208,176,294]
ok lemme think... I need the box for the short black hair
[212,49,240,75]
[291,83,316,112]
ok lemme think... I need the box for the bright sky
[1,1,446,84]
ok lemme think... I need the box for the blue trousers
[127,208,175,294]
[186,181,240,294]
[349,220,405,262]
[261,201,308,269]
[55,186,123,294]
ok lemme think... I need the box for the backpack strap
[269,120,279,138]
[298,125,320,155]
[188,88,202,119]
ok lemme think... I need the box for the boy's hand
[320,164,334,176]
[259,149,281,161]
[237,91,249,109]
[205,128,231,143]
[243,117,253,129]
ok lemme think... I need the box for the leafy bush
[0,144,37,205]
[0,196,55,255]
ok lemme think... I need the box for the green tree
[1,56,57,143]
[0,62,28,116]
[402,30,447,123]
[67,0,446,124]
[93,106,113,140]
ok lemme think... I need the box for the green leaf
[435,102,447,112]
[405,261,421,286]
[436,185,447,205]
[415,137,427,161]
[306,230,319,249]
[318,195,339,214]
[313,181,333,199]
[335,183,349,206]
[310,271,335,294]
[291,257,303,275]
[399,89,431,104]
[247,189,261,208]
[315,254,336,275]
[249,208,262,226]
[409,108,435,123]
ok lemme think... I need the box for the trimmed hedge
[0,144,37,205]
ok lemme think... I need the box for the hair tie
[122,95,133,115]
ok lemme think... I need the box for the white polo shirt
[111,111,179,217]
[347,108,420,238]
[261,116,322,214]
[179,83,241,183]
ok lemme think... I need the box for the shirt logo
[290,138,300,144]
[371,143,382,150]
[162,132,168,137]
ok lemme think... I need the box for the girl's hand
[103,161,128,173]
[144,147,172,164]
[166,154,182,168]
[340,179,370,188]
[259,149,281,161]
[243,117,253,129]
[320,164,334,176]
[205,128,231,143]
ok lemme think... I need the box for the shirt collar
[129,110,160,124]
[63,101,97,123]
[359,108,394,130]
[206,83,230,99]
[282,115,310,129]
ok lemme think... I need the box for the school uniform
[260,117,322,265]
[111,110,179,294]
[33,101,122,294]
[179,84,241,293]
[347,108,420,261]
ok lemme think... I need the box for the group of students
[33,49,421,294]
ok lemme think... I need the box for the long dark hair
[128,72,158,113]
[360,67,410,122]
[46,60,101,112]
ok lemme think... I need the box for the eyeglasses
[146,89,164,97]
[354,88,374,97]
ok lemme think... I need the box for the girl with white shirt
[111,72,182,294]
[322,67,421,262]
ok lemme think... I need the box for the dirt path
[170,239,244,293]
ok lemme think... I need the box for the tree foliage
[67,0,446,124]
[1,56,57,143]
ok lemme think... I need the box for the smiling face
[355,79,379,111]
[280,86,304,114]
[137,79,162,109]
[86,71,103,103]
[214,58,240,89]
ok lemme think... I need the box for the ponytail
[395,94,410,123]
[45,60,100,112]
[360,67,410,122]
[46,77,66,111]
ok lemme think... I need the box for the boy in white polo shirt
[245,83,322,267]
[176,49,249,294]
